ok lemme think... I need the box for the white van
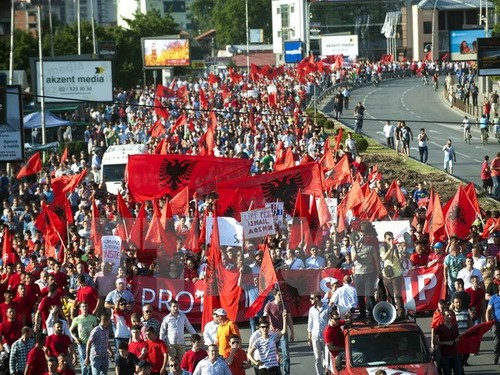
[101,144,148,195]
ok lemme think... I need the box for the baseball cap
[214,308,227,316]
[116,278,126,284]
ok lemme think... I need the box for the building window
[281,29,290,42]
[291,5,294,13]
[277,31,281,38]
[423,21,432,34]
[276,7,280,15]
[280,5,289,28]
[164,1,186,13]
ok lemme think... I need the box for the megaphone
[372,301,396,325]
[349,231,362,244]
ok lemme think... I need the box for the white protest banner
[265,202,284,225]
[101,235,122,272]
[325,198,338,225]
[241,207,276,239]
[206,217,243,246]
[372,220,411,243]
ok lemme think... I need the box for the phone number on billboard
[58,87,93,92]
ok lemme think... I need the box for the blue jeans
[493,175,500,199]
[440,354,462,375]
[77,343,90,375]
[90,356,108,375]
[279,333,290,375]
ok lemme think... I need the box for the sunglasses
[310,297,316,300]
[119,303,127,306]
[169,363,178,367]
[144,310,152,313]
[231,341,240,344]
[260,325,269,329]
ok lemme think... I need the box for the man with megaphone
[350,229,380,321]
[380,231,405,320]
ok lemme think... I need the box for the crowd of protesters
[0,56,498,375]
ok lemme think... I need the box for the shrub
[324,120,335,129]
[352,133,369,153]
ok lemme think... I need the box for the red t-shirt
[45,333,72,357]
[435,323,459,356]
[12,296,32,325]
[38,295,62,329]
[181,348,208,373]
[7,273,22,292]
[410,253,428,267]
[465,287,486,317]
[128,340,148,358]
[27,346,47,375]
[224,348,247,375]
[75,285,99,313]
[146,339,168,373]
[323,322,345,357]
[0,319,22,345]
[0,301,20,322]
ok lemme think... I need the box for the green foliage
[324,120,335,129]
[191,0,272,47]
[352,133,369,153]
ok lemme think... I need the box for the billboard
[34,60,113,103]
[321,35,359,57]
[477,37,500,76]
[141,38,190,68]
[284,41,304,63]
[0,82,24,162]
[449,29,489,61]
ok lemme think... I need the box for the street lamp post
[37,3,46,145]
[245,0,250,72]
[8,0,14,85]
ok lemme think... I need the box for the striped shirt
[454,309,469,334]
[9,337,34,374]
[253,333,280,369]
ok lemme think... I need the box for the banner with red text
[131,265,444,323]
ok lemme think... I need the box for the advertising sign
[477,37,500,76]
[241,207,276,239]
[0,83,24,162]
[35,60,113,103]
[449,29,489,61]
[142,38,190,68]
[321,35,359,57]
[284,41,304,64]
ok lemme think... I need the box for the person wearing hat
[202,310,219,346]
[427,242,446,268]
[214,308,240,356]
[104,277,134,311]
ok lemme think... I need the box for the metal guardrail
[309,70,415,110]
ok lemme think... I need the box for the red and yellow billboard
[142,38,190,68]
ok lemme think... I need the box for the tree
[191,0,272,47]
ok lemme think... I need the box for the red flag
[145,203,175,258]
[246,245,278,317]
[61,147,68,163]
[127,154,252,201]
[148,119,166,138]
[63,169,87,193]
[316,194,332,228]
[202,219,221,329]
[359,190,388,221]
[324,154,352,189]
[34,202,65,258]
[384,180,406,206]
[129,202,147,252]
[17,152,42,179]
[170,187,189,216]
[216,188,247,222]
[464,182,481,217]
[289,192,313,249]
[91,198,102,256]
[154,99,170,119]
[424,190,446,244]
[333,128,343,152]
[275,148,295,171]
[199,88,208,109]
[443,185,477,239]
[208,73,220,85]
[2,228,19,265]
[217,162,324,216]
[49,193,73,226]
[344,179,364,217]
[170,113,187,134]
[456,321,495,354]
[185,210,201,253]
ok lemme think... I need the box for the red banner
[131,265,444,323]
[126,155,252,201]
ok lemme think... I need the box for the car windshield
[102,164,126,182]
[349,330,431,367]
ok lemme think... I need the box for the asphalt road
[320,77,500,189]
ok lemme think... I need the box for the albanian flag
[126,154,252,201]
